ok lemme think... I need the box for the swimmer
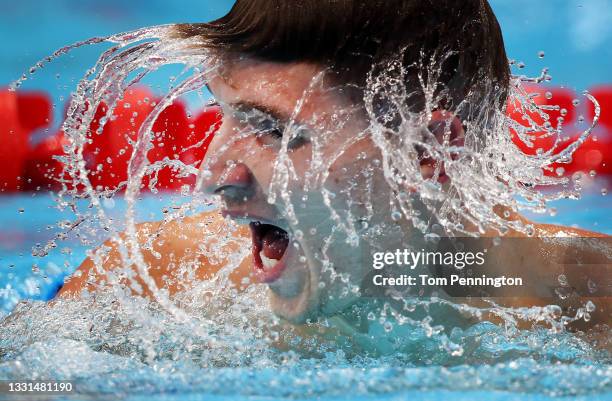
[58,0,610,352]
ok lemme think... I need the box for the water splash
[1,22,609,400]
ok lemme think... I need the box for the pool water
[0,0,611,399]
[0,191,610,401]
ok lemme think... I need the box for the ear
[427,110,464,148]
[418,110,465,183]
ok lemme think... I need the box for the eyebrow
[206,80,291,123]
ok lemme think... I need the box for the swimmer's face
[202,59,436,322]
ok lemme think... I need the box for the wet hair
[176,0,509,114]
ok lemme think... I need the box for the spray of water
[1,23,609,398]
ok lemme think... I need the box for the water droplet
[586,300,596,312]
[547,304,562,318]
[18,208,24,214]
[424,232,440,243]
[391,211,402,221]
[201,169,212,180]
[545,91,553,100]
[538,51,545,58]
[602,188,608,196]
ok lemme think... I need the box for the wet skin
[59,59,611,349]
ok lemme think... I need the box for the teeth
[260,251,279,270]
[230,216,254,225]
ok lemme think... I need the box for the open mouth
[249,221,290,283]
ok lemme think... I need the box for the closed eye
[230,104,308,150]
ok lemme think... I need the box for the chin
[266,258,321,323]
[268,284,319,324]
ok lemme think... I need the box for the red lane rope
[0,85,610,193]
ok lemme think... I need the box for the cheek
[326,144,383,205]
[246,146,274,176]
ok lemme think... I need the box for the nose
[199,109,256,201]
[202,160,255,201]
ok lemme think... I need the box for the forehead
[207,59,336,120]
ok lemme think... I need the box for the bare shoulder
[58,210,251,298]
[535,222,609,238]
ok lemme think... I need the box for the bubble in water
[391,211,402,221]
[383,321,393,332]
